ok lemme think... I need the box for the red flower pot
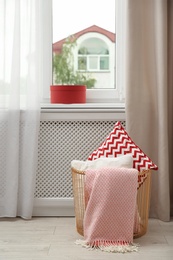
[50,85,86,104]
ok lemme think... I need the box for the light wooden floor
[0,217,173,260]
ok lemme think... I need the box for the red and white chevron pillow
[88,121,158,172]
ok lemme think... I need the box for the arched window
[78,38,109,71]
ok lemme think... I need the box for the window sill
[40,103,126,122]
[41,102,125,112]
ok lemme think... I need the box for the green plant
[53,36,96,89]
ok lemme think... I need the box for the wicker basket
[72,167,152,239]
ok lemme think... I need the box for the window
[0,1,126,106]
[41,0,125,105]
[78,38,109,71]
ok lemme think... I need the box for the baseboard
[33,198,75,216]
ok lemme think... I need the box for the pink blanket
[76,167,139,253]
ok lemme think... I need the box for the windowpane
[100,57,109,70]
[52,0,115,90]
[79,38,109,54]
[78,57,87,70]
[89,56,98,70]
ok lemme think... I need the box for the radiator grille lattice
[35,120,126,199]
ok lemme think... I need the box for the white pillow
[71,154,133,171]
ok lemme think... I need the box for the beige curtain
[124,0,173,221]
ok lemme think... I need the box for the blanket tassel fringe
[75,239,139,253]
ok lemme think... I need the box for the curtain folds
[123,0,173,220]
[0,0,43,218]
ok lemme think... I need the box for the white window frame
[41,0,125,107]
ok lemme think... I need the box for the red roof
[53,25,115,54]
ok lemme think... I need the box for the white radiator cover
[33,108,125,216]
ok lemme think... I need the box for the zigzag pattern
[88,121,158,173]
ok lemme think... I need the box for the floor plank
[0,217,172,260]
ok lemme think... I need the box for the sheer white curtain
[119,0,173,220]
[0,0,48,219]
